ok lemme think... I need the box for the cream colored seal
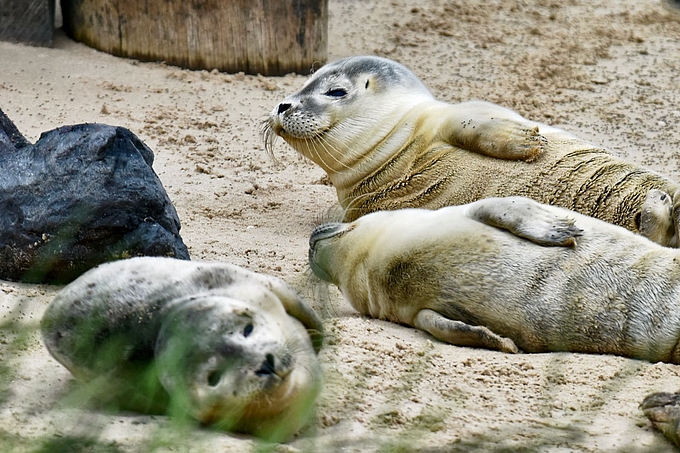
[309,195,680,362]
[41,256,323,442]
[265,55,680,247]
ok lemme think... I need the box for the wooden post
[61,0,328,75]
[0,0,54,47]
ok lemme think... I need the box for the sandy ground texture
[3,0,680,451]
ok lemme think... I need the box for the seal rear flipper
[413,309,520,354]
[464,197,583,247]
[413,309,519,353]
[640,392,680,449]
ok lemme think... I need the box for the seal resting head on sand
[265,55,680,247]
[40,257,323,442]
[309,195,680,363]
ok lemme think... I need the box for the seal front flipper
[441,100,546,162]
[464,197,583,247]
[265,280,325,353]
[413,309,519,353]
[640,392,680,448]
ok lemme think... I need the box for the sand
[2,0,680,451]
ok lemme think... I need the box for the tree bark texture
[60,0,328,75]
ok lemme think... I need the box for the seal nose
[277,103,291,114]
[309,222,344,250]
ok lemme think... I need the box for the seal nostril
[277,103,291,114]
[207,369,223,387]
[255,354,276,377]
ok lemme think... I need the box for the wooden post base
[61,0,328,75]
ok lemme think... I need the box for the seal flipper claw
[413,309,519,353]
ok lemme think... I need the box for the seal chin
[309,257,334,283]
[309,222,347,282]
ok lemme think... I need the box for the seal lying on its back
[309,193,680,362]
[41,257,323,442]
[265,55,680,247]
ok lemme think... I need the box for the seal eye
[324,88,347,98]
[243,323,254,337]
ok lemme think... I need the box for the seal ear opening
[365,79,370,89]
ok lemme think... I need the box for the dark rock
[0,109,190,283]
[0,0,55,47]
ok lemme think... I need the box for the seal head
[156,289,320,439]
[264,56,434,177]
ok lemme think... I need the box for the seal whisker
[260,118,280,163]
[324,122,370,165]
[308,272,341,320]
[306,135,360,177]
[338,188,386,220]
[312,134,359,173]
[316,136,352,170]
[207,399,250,428]
[301,137,334,173]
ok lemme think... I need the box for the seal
[641,392,680,448]
[264,55,680,247]
[40,256,324,442]
[309,195,680,362]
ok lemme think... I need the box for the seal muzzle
[309,222,346,283]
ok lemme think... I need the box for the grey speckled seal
[41,257,323,442]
